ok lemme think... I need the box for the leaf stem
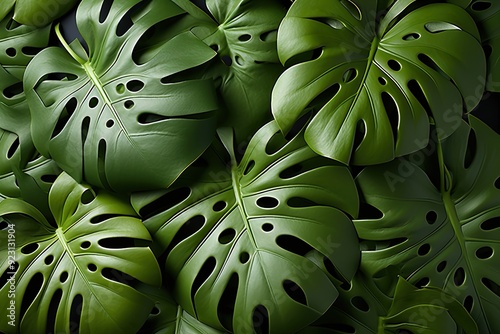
[54,23,86,65]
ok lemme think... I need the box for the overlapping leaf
[355,116,500,333]
[0,0,79,27]
[273,0,486,165]
[0,172,161,334]
[24,0,220,192]
[132,120,360,332]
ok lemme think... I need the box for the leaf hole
[283,279,307,305]
[472,1,492,10]
[388,59,401,71]
[463,295,473,312]
[139,186,191,219]
[308,82,340,110]
[402,33,420,41]
[476,246,493,259]
[418,243,431,256]
[284,48,322,67]
[482,277,500,297]
[210,44,219,52]
[88,264,97,272]
[44,255,54,265]
[324,256,351,290]
[20,272,44,321]
[252,305,269,334]
[41,174,58,183]
[165,215,205,256]
[221,55,232,66]
[340,0,362,20]
[3,81,23,99]
[351,296,369,312]
[483,44,493,59]
[103,119,114,128]
[276,235,314,256]
[357,202,384,219]
[239,252,250,264]
[90,214,121,224]
[437,261,447,272]
[481,216,500,230]
[312,17,344,29]
[126,80,145,92]
[0,220,8,230]
[60,271,69,283]
[381,92,399,140]
[279,164,303,179]
[378,77,387,85]
[46,289,63,334]
[7,137,19,159]
[235,55,244,66]
[102,268,141,288]
[495,177,500,189]
[81,189,95,204]
[424,22,461,33]
[408,79,432,118]
[256,196,279,209]
[88,97,99,108]
[454,267,466,286]
[191,257,217,305]
[239,34,251,42]
[124,100,134,109]
[287,197,319,208]
[150,306,160,315]
[218,228,236,245]
[426,211,438,224]
[21,46,43,57]
[262,223,274,232]
[21,243,39,254]
[360,237,407,251]
[342,68,357,83]
[116,83,125,94]
[98,237,149,249]
[69,294,83,333]
[6,48,16,57]
[213,201,227,212]
[260,30,277,42]
[353,120,366,152]
[217,273,239,331]
[51,98,77,139]
[99,0,113,23]
[244,160,255,175]
[0,263,19,290]
[414,276,430,288]
[266,131,288,155]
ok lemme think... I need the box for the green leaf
[355,116,500,333]
[138,286,225,334]
[379,277,478,334]
[24,0,219,192]
[273,0,486,165]
[172,0,286,143]
[132,121,360,332]
[5,0,79,27]
[0,172,161,334]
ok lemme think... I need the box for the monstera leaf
[379,277,478,334]
[138,286,224,334]
[355,116,500,333]
[170,0,286,142]
[132,121,360,332]
[24,0,219,192]
[0,0,79,27]
[272,0,486,165]
[0,172,161,334]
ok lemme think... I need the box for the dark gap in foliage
[190,0,217,21]
[463,295,473,313]
[88,264,97,272]
[284,47,322,68]
[238,34,251,42]
[80,241,91,250]
[265,131,288,155]
[418,53,450,81]
[99,0,113,23]
[252,305,269,334]
[81,116,90,180]
[340,0,361,20]
[408,79,433,119]
[483,44,493,60]
[436,260,447,273]
[98,237,150,249]
[476,246,493,259]
[20,273,44,321]
[244,160,255,175]
[256,196,279,209]
[323,323,355,333]
[471,1,492,11]
[323,256,351,290]
[308,83,340,112]
[218,228,236,245]
[102,268,141,289]
[357,202,383,219]
[286,110,312,141]
[426,211,437,224]
[138,111,212,124]
[164,215,205,258]
[51,98,77,139]
[139,187,191,219]
[160,61,208,84]
[217,273,239,331]
[261,223,274,232]
[6,18,21,31]
[351,296,369,312]
[482,277,500,297]
[116,0,152,37]
[279,163,303,179]
[260,30,278,43]
[45,255,54,265]
[69,294,83,334]
[80,189,95,205]
[283,279,307,305]
[191,257,217,312]
[414,276,430,288]
[221,55,232,66]
[60,271,69,283]
[127,80,144,92]
[46,289,63,334]
[276,235,314,256]
[88,97,99,108]
[98,139,112,189]
[56,6,88,52]
[353,120,366,152]
[7,137,19,159]
[481,216,500,230]
[287,197,318,208]
[3,82,23,99]
[191,155,209,168]
[464,129,477,169]
[417,243,431,256]
[41,174,58,184]
[402,33,420,41]
[150,306,160,315]
[20,243,39,255]
[453,267,465,286]
[239,252,250,264]
[495,177,500,189]
[0,220,8,230]
[90,213,122,224]
[360,237,407,251]
[387,59,401,71]
[212,201,227,212]
[0,262,18,290]
[342,68,357,83]
[381,92,399,140]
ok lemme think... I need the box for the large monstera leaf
[132,121,360,333]
[171,0,286,142]
[0,0,79,27]
[24,0,219,192]
[273,0,486,165]
[355,116,500,333]
[0,172,161,334]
